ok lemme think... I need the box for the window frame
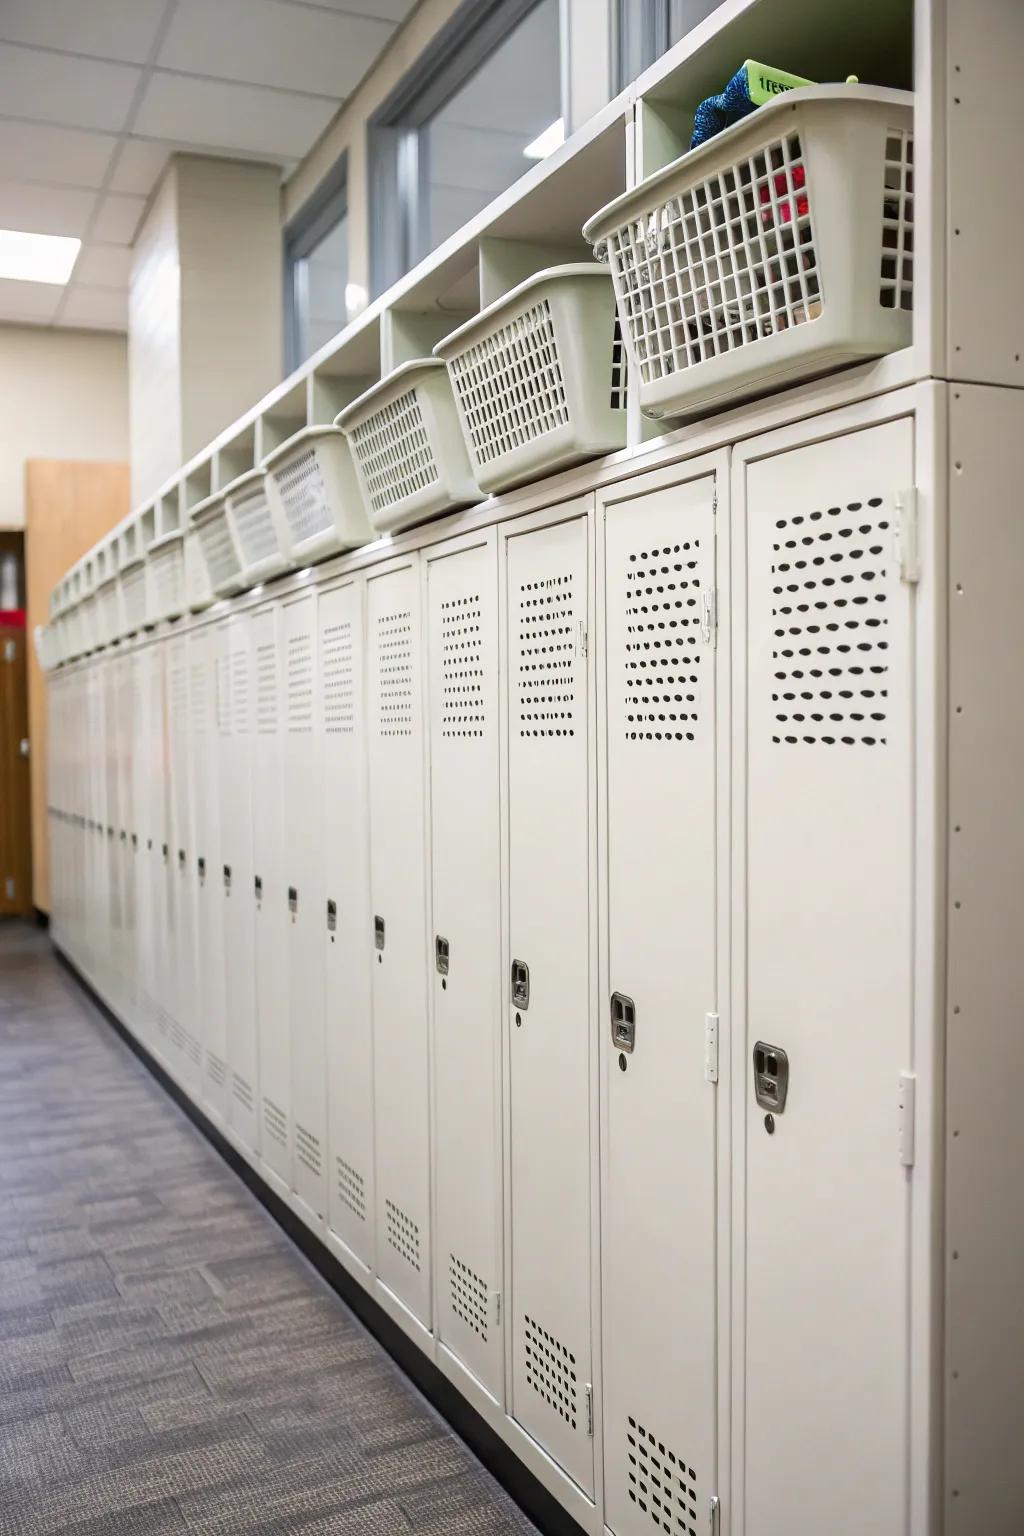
[283,153,349,373]
[615,0,724,91]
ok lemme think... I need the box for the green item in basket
[744,60,816,107]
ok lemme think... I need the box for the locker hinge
[704,1012,720,1084]
[708,1495,721,1535]
[894,488,920,584]
[712,488,719,517]
[898,1071,916,1167]
[577,620,588,658]
[491,1291,501,1328]
[584,1383,594,1437]
[700,588,718,646]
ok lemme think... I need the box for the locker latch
[107,825,114,838]
[223,863,232,892]
[178,848,186,869]
[119,829,126,843]
[435,935,450,975]
[197,856,206,882]
[254,874,262,902]
[131,833,137,851]
[753,1042,789,1113]
[162,842,168,861]
[610,992,636,1053]
[288,886,298,915]
[511,959,530,1009]
[327,898,337,932]
[374,915,386,951]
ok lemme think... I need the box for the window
[370,0,562,297]
[617,0,725,90]
[284,158,349,371]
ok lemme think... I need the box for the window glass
[618,0,724,89]
[293,213,349,362]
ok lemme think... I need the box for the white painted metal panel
[189,627,227,1125]
[221,614,259,1153]
[133,645,156,1047]
[367,556,432,1328]
[506,511,594,1496]
[425,532,503,1400]
[149,644,174,1062]
[116,652,136,1021]
[168,634,199,1085]
[319,578,375,1270]
[737,418,915,1536]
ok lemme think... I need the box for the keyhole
[515,1012,522,1028]
[441,978,447,990]
[618,1053,627,1072]
[764,1113,775,1135]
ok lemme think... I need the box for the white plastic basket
[338,360,482,534]
[263,426,370,565]
[185,528,213,612]
[146,530,186,623]
[435,265,628,494]
[120,558,148,636]
[77,591,99,655]
[34,624,57,673]
[223,468,289,586]
[95,574,120,648]
[191,492,244,598]
[583,85,914,419]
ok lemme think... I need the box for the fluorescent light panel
[523,118,565,160]
[0,229,81,286]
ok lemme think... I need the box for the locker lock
[197,856,206,881]
[288,886,298,916]
[119,829,126,843]
[178,848,186,869]
[435,935,450,976]
[511,959,530,1010]
[753,1042,790,1114]
[254,874,262,902]
[610,992,636,1054]
[327,898,337,932]
[374,915,386,951]
[161,842,168,861]
[131,833,138,851]
[223,863,232,892]
[107,824,114,838]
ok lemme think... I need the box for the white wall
[0,325,129,530]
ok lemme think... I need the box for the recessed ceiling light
[0,229,81,286]
[523,118,565,161]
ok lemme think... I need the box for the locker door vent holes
[186,1031,200,1067]
[263,1097,288,1148]
[524,1314,577,1428]
[771,498,890,746]
[190,659,208,734]
[517,574,576,738]
[205,1051,227,1088]
[296,1123,322,1178]
[336,1156,366,1220]
[231,1073,254,1113]
[216,654,231,736]
[171,658,187,724]
[231,647,250,734]
[385,1198,421,1270]
[376,609,413,737]
[625,543,701,743]
[322,620,355,735]
[441,594,484,738]
[256,642,278,735]
[626,1416,698,1536]
[169,1018,187,1054]
[449,1254,489,1341]
[287,631,314,733]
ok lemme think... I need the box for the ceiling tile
[0,0,167,65]
[108,138,173,196]
[274,0,415,20]
[0,180,96,237]
[71,243,133,289]
[135,72,338,161]
[0,44,141,132]
[90,192,148,245]
[57,283,129,330]
[0,122,117,190]
[159,0,393,97]
[0,275,62,324]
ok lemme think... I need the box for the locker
[168,634,199,1085]
[425,531,503,1400]
[318,578,375,1270]
[283,591,327,1222]
[134,644,158,1048]
[220,615,259,1152]
[190,626,227,1125]
[504,505,595,1496]
[601,467,722,1536]
[102,657,123,1005]
[735,418,915,1536]
[366,555,432,1329]
[116,652,137,1023]
[251,603,291,1194]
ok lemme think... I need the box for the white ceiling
[0,0,416,332]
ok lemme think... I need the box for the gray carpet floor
[0,922,538,1536]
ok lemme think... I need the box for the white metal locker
[102,657,123,1004]
[134,644,158,1049]
[734,418,915,1536]
[150,642,175,1061]
[504,504,595,1496]
[116,652,137,1023]
[220,614,259,1153]
[168,634,199,1085]
[600,466,723,1536]
[318,578,375,1271]
[284,591,327,1221]
[190,626,227,1126]
[366,555,432,1329]
[425,531,503,1400]
[251,603,291,1194]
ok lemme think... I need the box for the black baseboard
[54,945,584,1536]
[34,907,50,929]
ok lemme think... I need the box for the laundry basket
[191,492,244,598]
[146,530,186,623]
[435,265,628,494]
[583,85,914,419]
[223,469,289,586]
[263,426,370,565]
[77,591,99,655]
[184,528,213,612]
[338,360,482,534]
[120,556,148,635]
[95,574,120,648]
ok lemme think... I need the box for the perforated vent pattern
[348,390,438,516]
[231,484,278,565]
[376,609,413,737]
[385,1199,420,1270]
[627,1417,698,1536]
[206,1051,226,1088]
[881,131,914,311]
[263,1097,287,1148]
[197,511,240,589]
[215,654,231,738]
[121,566,147,632]
[256,641,277,735]
[322,620,354,735]
[441,594,483,738]
[771,497,890,746]
[231,1073,254,1113]
[287,629,313,733]
[296,1123,322,1179]
[231,649,249,735]
[273,448,332,544]
[190,659,207,735]
[625,542,702,743]
[336,1156,366,1220]
[448,298,569,466]
[449,1255,489,1341]
[524,1314,577,1427]
[517,574,576,738]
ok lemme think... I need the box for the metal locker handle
[177,848,185,869]
[374,915,385,951]
[254,874,262,900]
[326,899,337,932]
[610,992,636,1053]
[435,935,450,975]
[223,864,232,891]
[197,856,206,880]
[511,959,530,1009]
[753,1042,790,1113]
[288,886,298,914]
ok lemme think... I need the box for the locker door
[319,579,375,1269]
[506,509,594,1495]
[737,419,915,1536]
[367,557,431,1328]
[602,471,721,1536]
[118,653,137,1021]
[223,614,258,1151]
[134,646,156,1047]
[151,643,175,1059]
[190,627,227,1124]
[426,534,503,1399]
[168,635,198,1083]
[252,605,290,1189]
[104,658,123,1002]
